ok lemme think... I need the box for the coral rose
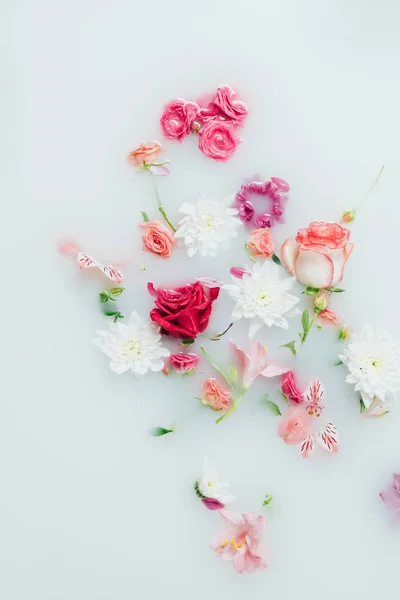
[160,99,199,142]
[198,120,240,161]
[247,229,275,258]
[128,141,163,166]
[201,378,232,411]
[140,220,175,258]
[281,221,353,289]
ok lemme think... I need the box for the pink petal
[229,340,248,377]
[244,544,269,572]
[329,243,354,286]
[300,434,316,458]
[202,497,225,510]
[281,237,298,274]
[393,474,400,491]
[232,551,246,573]
[230,267,251,279]
[211,537,236,560]
[219,510,245,528]
[294,249,334,288]
[147,282,157,296]
[261,364,290,378]
[242,513,265,539]
[197,277,224,288]
[57,241,81,255]
[148,165,170,176]
[317,422,339,453]
[304,379,325,405]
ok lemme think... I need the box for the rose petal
[281,237,299,275]
[202,497,225,510]
[294,248,334,288]
[148,165,170,176]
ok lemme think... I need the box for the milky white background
[1,0,400,598]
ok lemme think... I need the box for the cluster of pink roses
[160,85,248,161]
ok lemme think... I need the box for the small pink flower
[380,474,400,517]
[198,120,240,161]
[201,379,232,411]
[281,371,304,404]
[318,309,340,325]
[160,99,200,142]
[238,200,254,222]
[140,220,175,258]
[230,267,251,279]
[128,141,163,167]
[247,229,275,259]
[230,340,289,389]
[211,85,249,125]
[168,353,199,373]
[211,511,268,574]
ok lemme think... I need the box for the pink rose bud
[230,267,251,279]
[168,353,199,373]
[338,324,351,340]
[341,209,355,224]
[313,290,329,312]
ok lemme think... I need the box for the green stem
[301,313,317,344]
[159,205,177,232]
[215,391,245,424]
[149,172,177,233]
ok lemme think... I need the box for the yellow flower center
[220,538,245,552]
[121,339,141,357]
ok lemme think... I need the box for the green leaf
[181,338,195,347]
[200,346,237,390]
[359,398,366,414]
[104,309,118,317]
[108,286,125,297]
[141,210,150,222]
[99,291,110,303]
[326,287,345,293]
[280,340,297,356]
[150,426,174,437]
[334,360,343,366]
[262,494,273,506]
[265,399,282,416]
[301,308,310,333]
[271,253,282,266]
[302,286,320,296]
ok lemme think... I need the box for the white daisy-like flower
[339,325,400,409]
[174,194,241,257]
[197,459,235,504]
[223,261,301,338]
[93,311,170,375]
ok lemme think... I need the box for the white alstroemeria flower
[223,261,300,338]
[93,311,170,375]
[339,325,400,409]
[197,459,235,504]
[174,194,241,257]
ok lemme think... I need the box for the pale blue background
[1,0,400,598]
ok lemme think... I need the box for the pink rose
[168,353,199,373]
[160,99,199,142]
[198,120,240,161]
[281,221,353,289]
[247,229,275,258]
[140,220,175,258]
[281,371,304,404]
[201,378,232,411]
[212,85,248,125]
[128,141,163,166]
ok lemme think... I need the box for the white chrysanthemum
[174,194,241,257]
[223,261,300,338]
[197,459,235,504]
[93,311,170,375]
[339,325,400,408]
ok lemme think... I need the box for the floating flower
[148,281,219,339]
[93,311,169,375]
[235,178,289,227]
[223,261,300,338]
[281,221,353,289]
[313,290,329,312]
[278,379,339,458]
[174,195,241,258]
[317,309,340,325]
[380,474,400,517]
[194,459,235,510]
[168,353,199,373]
[128,141,163,167]
[58,241,124,283]
[339,325,400,410]
[160,99,200,142]
[211,511,268,574]
[338,324,351,340]
[200,379,232,411]
[247,229,275,259]
[197,85,248,126]
[281,371,304,404]
[230,340,289,389]
[140,220,175,258]
[198,120,240,161]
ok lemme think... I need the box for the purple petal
[202,497,225,511]
[149,165,170,176]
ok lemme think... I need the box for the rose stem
[149,173,177,233]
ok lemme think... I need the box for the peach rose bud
[247,229,275,258]
[341,210,355,224]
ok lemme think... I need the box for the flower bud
[313,290,329,312]
[341,209,355,223]
[338,324,351,340]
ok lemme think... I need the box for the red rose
[148,281,219,339]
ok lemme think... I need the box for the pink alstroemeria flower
[230,340,289,389]
[278,379,339,458]
[380,474,400,517]
[211,511,268,574]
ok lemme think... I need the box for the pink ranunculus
[230,340,289,389]
[140,220,175,258]
[201,379,232,411]
[168,353,199,373]
[281,371,304,404]
[198,120,240,161]
[247,229,275,258]
[281,221,354,289]
[160,99,200,142]
[128,141,163,167]
[211,510,268,574]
